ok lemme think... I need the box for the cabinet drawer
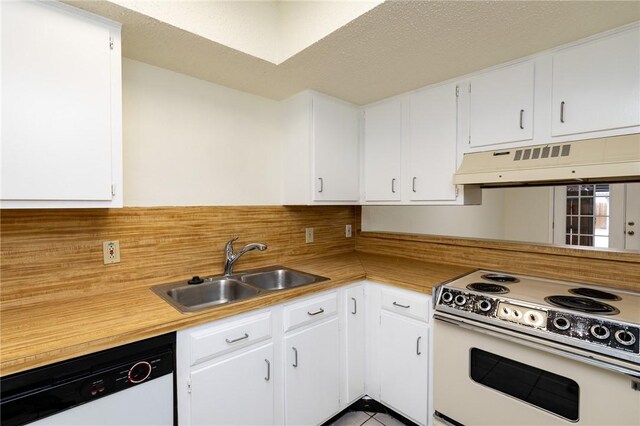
[381,289,429,322]
[189,312,272,366]
[284,292,337,332]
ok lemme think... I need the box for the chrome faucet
[223,237,267,276]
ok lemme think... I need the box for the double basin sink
[152,266,329,313]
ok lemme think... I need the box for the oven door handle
[434,315,640,380]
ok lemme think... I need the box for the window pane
[580,235,594,246]
[579,216,594,235]
[566,198,579,215]
[580,198,594,215]
[565,216,578,234]
[580,185,594,196]
[566,185,580,196]
[595,236,609,248]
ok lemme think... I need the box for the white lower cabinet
[190,343,274,426]
[177,282,432,426]
[284,318,340,426]
[379,312,429,425]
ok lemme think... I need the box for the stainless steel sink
[239,268,324,291]
[153,278,261,313]
[152,266,329,313]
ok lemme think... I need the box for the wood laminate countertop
[0,252,472,376]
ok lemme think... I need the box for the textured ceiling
[65,1,640,105]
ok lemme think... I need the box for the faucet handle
[225,236,239,254]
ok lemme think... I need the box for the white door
[364,99,402,201]
[551,28,640,137]
[285,318,340,426]
[1,1,113,201]
[379,312,429,425]
[312,95,360,201]
[409,83,458,201]
[625,183,640,250]
[190,344,274,426]
[469,61,535,148]
[345,286,365,403]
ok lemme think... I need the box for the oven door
[433,316,640,426]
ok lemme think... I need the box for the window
[564,184,611,248]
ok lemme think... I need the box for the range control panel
[547,311,639,355]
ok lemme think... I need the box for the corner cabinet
[551,27,640,137]
[282,91,359,204]
[362,89,480,205]
[0,1,122,208]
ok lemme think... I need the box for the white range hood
[454,134,640,187]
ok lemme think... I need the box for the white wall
[361,189,506,239]
[122,59,282,206]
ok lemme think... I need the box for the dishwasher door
[31,374,173,426]
[1,333,175,426]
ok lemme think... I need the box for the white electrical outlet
[305,227,314,243]
[345,224,352,238]
[103,240,121,264]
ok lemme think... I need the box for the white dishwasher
[1,333,175,426]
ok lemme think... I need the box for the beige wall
[362,187,555,243]
[361,189,506,239]
[122,59,282,206]
[502,187,553,244]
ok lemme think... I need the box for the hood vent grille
[454,134,640,187]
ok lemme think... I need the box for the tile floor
[329,410,408,426]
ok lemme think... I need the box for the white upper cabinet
[551,27,640,137]
[468,61,535,148]
[0,1,122,208]
[282,91,359,204]
[408,83,459,202]
[363,99,403,202]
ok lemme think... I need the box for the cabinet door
[1,1,114,201]
[285,318,340,426]
[379,312,428,425]
[552,28,640,137]
[313,95,359,201]
[409,84,458,201]
[469,61,534,148]
[190,343,274,426]
[364,99,402,201]
[345,286,365,403]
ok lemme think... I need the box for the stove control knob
[478,300,492,312]
[128,361,152,384]
[454,294,467,306]
[614,330,636,346]
[441,291,454,304]
[553,317,571,331]
[590,324,610,340]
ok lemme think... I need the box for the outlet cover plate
[305,227,314,243]
[103,240,121,264]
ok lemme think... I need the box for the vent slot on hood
[454,134,640,187]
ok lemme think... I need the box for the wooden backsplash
[356,231,640,292]
[0,206,356,305]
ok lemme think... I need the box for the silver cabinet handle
[264,359,271,381]
[318,177,323,193]
[519,109,524,129]
[412,177,417,193]
[225,333,249,344]
[416,336,422,355]
[351,297,357,315]
[307,307,325,316]
[560,101,565,123]
[292,347,298,368]
[393,301,410,309]
[391,178,396,193]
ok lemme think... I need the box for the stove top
[435,270,640,363]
